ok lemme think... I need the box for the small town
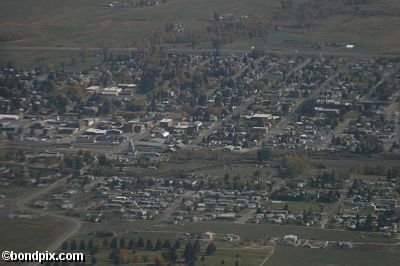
[1,0,400,265]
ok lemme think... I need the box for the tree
[387,169,392,180]
[102,47,109,62]
[165,22,175,32]
[139,67,159,94]
[102,239,109,248]
[154,256,163,266]
[162,240,171,250]
[61,241,69,251]
[283,154,308,177]
[145,239,154,250]
[137,238,145,249]
[79,240,86,250]
[167,247,178,262]
[117,249,129,264]
[193,239,201,255]
[205,243,216,256]
[110,238,118,249]
[155,238,162,250]
[257,146,271,162]
[212,38,222,56]
[16,150,25,162]
[283,203,289,211]
[128,239,136,249]
[98,154,108,166]
[119,238,126,249]
[184,242,195,262]
[88,239,94,252]
[174,240,181,249]
[70,240,77,251]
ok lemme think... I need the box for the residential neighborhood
[1,0,400,265]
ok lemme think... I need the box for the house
[222,145,235,152]
[102,87,121,96]
[282,235,298,245]
[80,118,96,127]
[252,127,269,134]
[83,128,106,136]
[0,114,20,121]
[160,118,174,129]
[34,201,49,209]
[57,127,79,135]
[85,86,101,94]
[133,124,145,133]
[202,231,215,241]
[118,84,136,95]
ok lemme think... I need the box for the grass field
[266,246,400,266]
[95,250,164,266]
[0,0,282,47]
[80,220,396,244]
[269,201,327,212]
[196,248,270,266]
[0,186,41,199]
[0,217,69,251]
[2,0,400,68]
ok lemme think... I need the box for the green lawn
[80,220,396,244]
[0,186,40,199]
[94,250,164,266]
[267,246,400,266]
[0,0,282,48]
[0,217,70,251]
[269,201,327,212]
[2,0,400,68]
[197,248,270,266]
[194,164,277,178]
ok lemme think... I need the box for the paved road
[320,178,352,229]
[158,190,196,223]
[259,246,275,266]
[190,55,310,147]
[189,56,267,146]
[362,64,400,100]
[235,209,256,224]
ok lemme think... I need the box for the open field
[225,14,400,55]
[95,250,163,266]
[266,246,400,266]
[269,201,327,212]
[0,0,282,47]
[80,220,396,244]
[193,164,278,178]
[1,0,400,68]
[0,217,70,251]
[196,248,271,266]
[0,186,41,200]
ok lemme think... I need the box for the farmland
[1,0,400,68]
[1,1,400,265]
